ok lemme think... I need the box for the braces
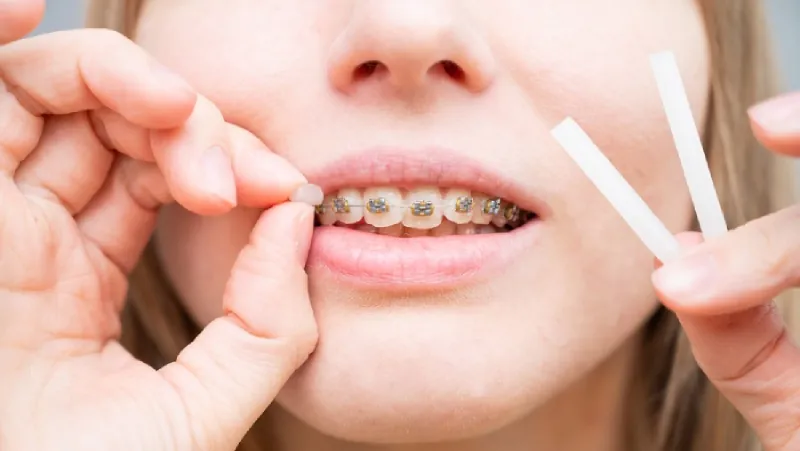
[315,195,522,219]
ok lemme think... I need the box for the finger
[149,97,307,213]
[0,0,45,44]
[749,92,800,156]
[652,205,800,316]
[0,28,195,129]
[14,113,113,214]
[656,237,800,448]
[75,157,171,274]
[158,202,318,450]
[92,102,306,213]
[677,306,800,450]
[150,95,238,212]
[653,231,703,269]
[226,124,307,207]
[0,72,44,176]
[0,29,196,177]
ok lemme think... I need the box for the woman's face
[138,0,707,443]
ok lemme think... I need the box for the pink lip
[304,148,547,289]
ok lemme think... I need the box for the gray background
[31,0,800,90]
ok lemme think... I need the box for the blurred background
[31,0,800,90]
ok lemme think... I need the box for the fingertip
[748,92,800,155]
[0,0,45,43]
[233,147,308,207]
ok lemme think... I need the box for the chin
[272,269,655,444]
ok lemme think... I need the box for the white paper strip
[650,51,728,238]
[551,118,680,263]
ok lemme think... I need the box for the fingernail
[748,92,800,134]
[202,146,237,205]
[294,207,314,263]
[149,58,194,94]
[653,252,717,301]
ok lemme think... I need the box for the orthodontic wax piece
[551,117,680,263]
[290,183,325,206]
[650,51,727,238]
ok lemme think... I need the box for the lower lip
[307,220,542,290]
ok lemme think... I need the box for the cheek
[154,207,261,325]
[134,1,332,136]
[501,1,707,230]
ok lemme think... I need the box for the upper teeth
[315,187,522,230]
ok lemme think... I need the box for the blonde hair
[85,1,796,450]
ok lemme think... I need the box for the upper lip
[304,147,550,217]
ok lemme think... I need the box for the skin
[0,1,799,451]
[140,0,702,447]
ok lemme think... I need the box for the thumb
[0,0,45,44]
[158,202,318,451]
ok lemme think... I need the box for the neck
[266,336,640,451]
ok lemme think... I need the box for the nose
[328,1,496,94]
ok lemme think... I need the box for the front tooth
[316,195,337,225]
[443,189,473,224]
[334,188,363,224]
[363,187,404,227]
[430,219,457,237]
[471,192,496,224]
[403,187,443,229]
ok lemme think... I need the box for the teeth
[378,223,404,237]
[316,187,529,232]
[363,187,404,227]
[334,189,363,224]
[491,201,512,228]
[316,195,337,225]
[430,219,457,237]
[403,187,443,230]
[443,188,473,224]
[456,223,478,235]
[356,224,378,233]
[477,225,497,234]
[471,192,496,225]
[503,203,519,222]
[491,213,507,228]
[404,227,430,237]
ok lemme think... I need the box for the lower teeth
[342,219,505,237]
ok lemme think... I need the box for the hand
[653,92,800,450]
[0,6,317,451]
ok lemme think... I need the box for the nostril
[439,60,466,82]
[354,60,384,81]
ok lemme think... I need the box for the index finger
[0,0,44,44]
[0,28,196,129]
[749,92,800,156]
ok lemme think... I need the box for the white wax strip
[551,118,680,263]
[650,51,728,238]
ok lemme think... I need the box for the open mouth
[314,187,538,237]
[303,149,546,288]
